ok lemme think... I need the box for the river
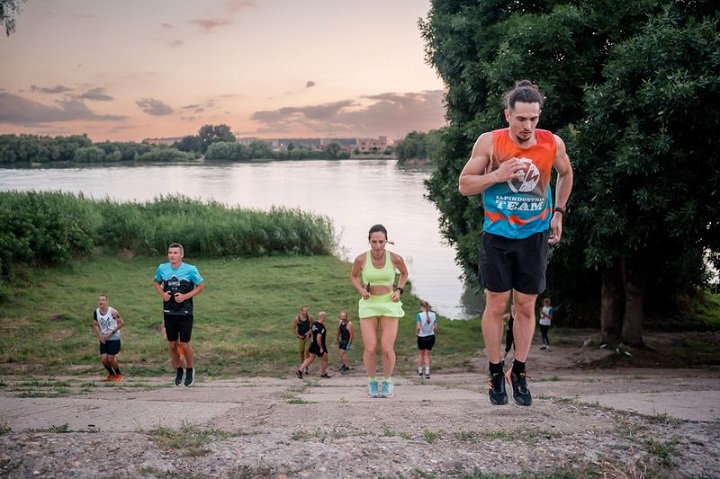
[0,160,483,318]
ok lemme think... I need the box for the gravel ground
[1,341,719,478]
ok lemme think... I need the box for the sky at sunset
[0,0,448,142]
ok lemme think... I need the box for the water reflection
[0,160,483,318]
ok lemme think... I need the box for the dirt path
[1,343,719,478]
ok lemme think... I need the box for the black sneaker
[488,372,508,405]
[184,369,194,387]
[425,373,431,379]
[174,368,184,386]
[296,370,303,379]
[507,370,532,406]
[304,368,309,375]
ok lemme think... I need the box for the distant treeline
[0,191,335,279]
[0,134,197,164]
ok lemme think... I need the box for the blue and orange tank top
[482,128,556,239]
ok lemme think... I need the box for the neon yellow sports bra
[361,251,395,286]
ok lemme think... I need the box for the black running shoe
[507,370,532,406]
[174,368,184,386]
[296,370,303,379]
[488,372,508,405]
[184,368,194,387]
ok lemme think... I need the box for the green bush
[0,192,335,278]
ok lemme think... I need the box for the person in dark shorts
[458,80,573,406]
[154,242,204,387]
[336,310,354,374]
[297,311,330,379]
[538,297,554,350]
[292,306,313,374]
[92,293,125,382]
[416,300,438,379]
[502,303,516,364]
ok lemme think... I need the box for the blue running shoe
[368,379,379,398]
[380,379,394,398]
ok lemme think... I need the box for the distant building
[235,137,357,151]
[143,137,183,146]
[356,136,388,152]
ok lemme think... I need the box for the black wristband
[554,206,566,215]
[395,287,404,294]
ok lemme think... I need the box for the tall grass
[0,191,335,279]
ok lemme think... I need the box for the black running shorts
[99,339,121,356]
[164,314,194,343]
[417,335,436,351]
[479,230,549,294]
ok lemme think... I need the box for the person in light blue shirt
[416,300,438,379]
[154,243,204,387]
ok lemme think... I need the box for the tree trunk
[600,264,624,344]
[620,258,647,347]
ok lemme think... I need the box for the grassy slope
[0,254,481,378]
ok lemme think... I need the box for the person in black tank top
[296,312,330,379]
[292,306,313,373]
[336,310,354,374]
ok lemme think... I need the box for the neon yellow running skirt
[358,292,404,319]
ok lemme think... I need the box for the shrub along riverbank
[0,191,335,280]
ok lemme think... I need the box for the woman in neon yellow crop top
[350,224,408,398]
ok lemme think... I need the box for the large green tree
[571,8,720,345]
[0,0,25,36]
[421,0,719,345]
[198,124,235,153]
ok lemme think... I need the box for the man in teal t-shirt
[154,242,204,387]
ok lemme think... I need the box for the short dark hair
[504,80,545,111]
[368,224,388,240]
[168,242,184,255]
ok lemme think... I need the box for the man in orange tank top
[458,80,573,406]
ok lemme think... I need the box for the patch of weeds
[286,395,312,404]
[536,393,576,404]
[148,422,228,457]
[229,464,275,478]
[423,429,440,443]
[614,418,647,442]
[646,412,682,426]
[475,426,560,445]
[455,430,481,443]
[382,425,396,437]
[79,382,97,393]
[522,426,561,446]
[12,378,72,398]
[0,380,6,388]
[645,436,681,468]
[407,470,437,479]
[17,387,70,398]
[290,430,308,441]
[399,432,411,440]
[28,424,71,433]
[0,422,12,435]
